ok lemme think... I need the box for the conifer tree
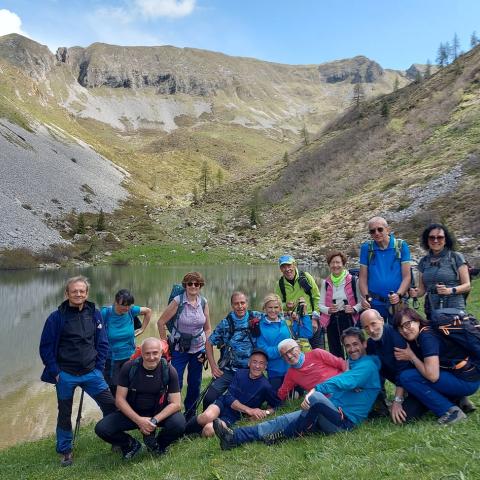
[381,99,390,117]
[199,161,210,194]
[471,31,479,48]
[192,185,199,205]
[216,168,224,185]
[301,124,309,146]
[393,77,399,91]
[352,83,365,108]
[76,213,86,234]
[424,59,432,79]
[283,151,289,165]
[96,209,105,231]
[452,33,460,60]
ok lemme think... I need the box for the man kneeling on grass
[185,349,280,437]
[213,327,380,449]
[95,337,185,459]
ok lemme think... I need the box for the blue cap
[278,255,295,266]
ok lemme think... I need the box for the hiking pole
[72,388,85,448]
[411,267,419,310]
[185,377,215,419]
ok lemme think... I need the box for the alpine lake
[0,263,327,449]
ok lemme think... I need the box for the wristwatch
[393,396,404,404]
[150,417,158,426]
[451,287,457,295]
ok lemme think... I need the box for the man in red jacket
[277,339,346,401]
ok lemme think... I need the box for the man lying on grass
[213,327,380,449]
[185,349,280,437]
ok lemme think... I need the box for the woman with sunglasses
[409,224,470,318]
[393,308,479,425]
[257,293,312,390]
[319,251,362,358]
[157,272,211,419]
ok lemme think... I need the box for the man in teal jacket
[213,327,380,449]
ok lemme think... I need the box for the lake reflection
[0,264,326,449]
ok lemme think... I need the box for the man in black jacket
[39,276,116,466]
[95,337,185,458]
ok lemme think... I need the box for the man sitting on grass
[95,337,185,459]
[277,338,347,401]
[185,349,280,437]
[213,327,380,449]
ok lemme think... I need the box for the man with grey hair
[277,339,346,401]
[40,276,116,467]
[95,337,185,459]
[359,216,411,323]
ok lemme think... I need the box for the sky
[0,0,479,70]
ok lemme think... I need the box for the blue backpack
[166,284,206,334]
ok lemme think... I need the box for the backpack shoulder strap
[278,277,287,303]
[394,238,404,260]
[298,271,315,310]
[350,274,358,303]
[161,358,170,387]
[226,312,236,340]
[128,357,142,385]
[367,240,375,264]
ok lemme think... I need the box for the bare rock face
[59,43,235,95]
[405,63,437,80]
[0,34,55,80]
[318,55,384,83]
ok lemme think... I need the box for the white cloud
[134,0,196,19]
[0,9,29,37]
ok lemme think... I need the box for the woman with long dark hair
[393,308,479,425]
[409,223,470,318]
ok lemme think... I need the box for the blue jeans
[171,350,204,413]
[399,368,480,416]
[234,393,354,445]
[55,369,115,454]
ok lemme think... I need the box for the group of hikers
[39,216,479,466]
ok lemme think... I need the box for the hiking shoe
[262,431,286,446]
[213,419,237,451]
[60,452,73,467]
[122,438,142,460]
[437,406,467,426]
[458,396,477,414]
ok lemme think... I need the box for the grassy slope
[2,280,479,480]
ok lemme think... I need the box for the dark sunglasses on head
[428,235,445,241]
[186,282,201,287]
[369,227,384,234]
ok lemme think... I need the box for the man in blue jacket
[213,327,380,449]
[39,276,116,466]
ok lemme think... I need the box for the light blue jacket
[315,354,381,424]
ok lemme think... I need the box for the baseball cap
[250,348,269,361]
[278,255,295,266]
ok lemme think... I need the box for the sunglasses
[186,282,201,287]
[369,227,385,234]
[428,235,445,241]
[399,320,416,331]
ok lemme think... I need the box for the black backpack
[428,308,480,380]
[278,271,316,311]
[127,357,170,407]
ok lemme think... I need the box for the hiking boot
[262,431,286,446]
[213,419,237,451]
[437,406,467,426]
[60,452,73,467]
[122,438,142,460]
[458,396,477,414]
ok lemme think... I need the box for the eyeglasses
[369,227,385,234]
[428,235,445,242]
[69,289,87,295]
[399,320,416,331]
[186,282,201,287]
[281,346,299,358]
